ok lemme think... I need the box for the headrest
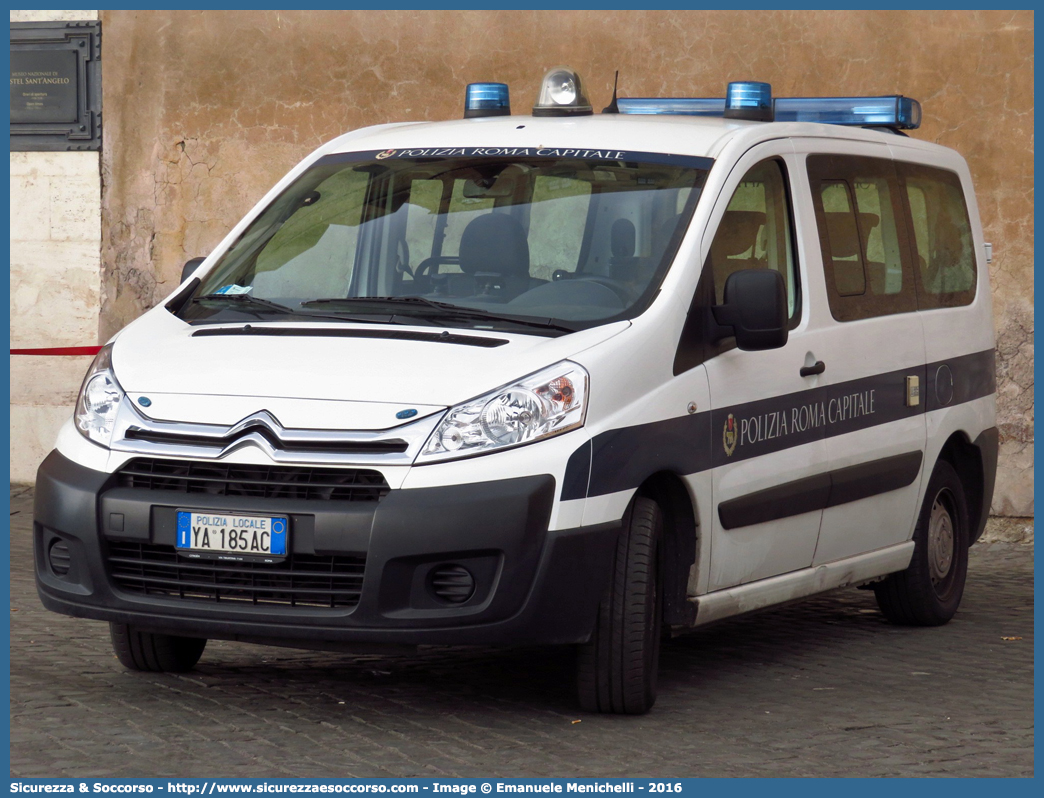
[711,210,766,258]
[459,213,530,277]
[824,212,879,259]
[611,219,636,258]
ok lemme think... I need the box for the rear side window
[897,163,977,308]
[807,154,917,321]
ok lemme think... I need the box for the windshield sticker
[214,284,252,295]
[327,147,713,169]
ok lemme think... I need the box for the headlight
[74,344,125,446]
[419,361,589,462]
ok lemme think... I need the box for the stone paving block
[9,490,1034,778]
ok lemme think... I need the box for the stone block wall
[9,10,101,483]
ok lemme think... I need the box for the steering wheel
[572,274,637,304]
[414,256,461,281]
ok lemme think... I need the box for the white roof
[323,112,956,164]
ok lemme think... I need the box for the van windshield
[183,150,711,334]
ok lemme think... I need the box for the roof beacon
[616,83,921,130]
[464,83,511,118]
[532,67,593,117]
[724,81,773,121]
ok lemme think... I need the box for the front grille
[123,426,409,454]
[115,458,390,502]
[107,542,365,609]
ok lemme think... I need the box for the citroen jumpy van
[35,71,997,714]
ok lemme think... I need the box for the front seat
[452,213,535,300]
[710,210,766,300]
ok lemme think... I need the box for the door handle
[800,360,826,377]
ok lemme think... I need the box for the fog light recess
[429,564,475,604]
[48,540,71,576]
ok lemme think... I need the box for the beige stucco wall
[9,10,100,483]
[86,10,1033,513]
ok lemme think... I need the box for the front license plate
[175,510,288,560]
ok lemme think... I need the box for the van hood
[111,309,628,430]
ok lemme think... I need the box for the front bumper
[34,451,619,648]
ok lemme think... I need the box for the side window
[438,180,496,274]
[807,154,916,321]
[252,167,369,299]
[898,163,977,308]
[528,176,591,281]
[402,179,444,283]
[819,181,864,296]
[708,159,799,320]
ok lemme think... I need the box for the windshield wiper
[191,293,406,326]
[193,293,296,315]
[302,296,577,334]
[439,307,577,334]
[305,296,459,313]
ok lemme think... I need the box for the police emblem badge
[723,413,738,457]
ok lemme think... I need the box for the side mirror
[181,256,207,283]
[711,269,789,351]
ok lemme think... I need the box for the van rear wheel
[576,496,662,715]
[873,459,969,626]
[110,623,207,672]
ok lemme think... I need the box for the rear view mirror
[181,257,206,283]
[711,269,789,351]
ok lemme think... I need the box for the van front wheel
[109,623,207,672]
[873,459,969,626]
[576,496,662,715]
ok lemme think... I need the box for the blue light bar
[774,96,921,129]
[464,82,510,119]
[617,90,922,130]
[616,98,725,116]
[725,81,773,121]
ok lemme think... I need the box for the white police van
[35,69,997,714]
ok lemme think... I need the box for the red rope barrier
[10,346,103,356]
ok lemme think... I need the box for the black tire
[577,496,662,715]
[873,459,969,626]
[109,623,207,672]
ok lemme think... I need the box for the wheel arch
[635,471,698,627]
[935,430,987,543]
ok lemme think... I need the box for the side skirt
[688,541,914,627]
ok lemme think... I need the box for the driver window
[709,159,798,318]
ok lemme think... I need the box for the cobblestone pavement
[10,489,1033,778]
